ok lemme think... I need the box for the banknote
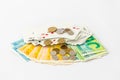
[69,36,107,61]
[11,36,107,62]
[11,39,30,61]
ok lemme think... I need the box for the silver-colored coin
[59,49,66,55]
[69,50,76,56]
[50,51,57,56]
[69,56,76,60]
[52,55,59,60]
[62,55,69,60]
[56,28,65,34]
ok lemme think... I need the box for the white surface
[0,0,120,80]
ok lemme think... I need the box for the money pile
[11,26,107,64]
[11,36,107,64]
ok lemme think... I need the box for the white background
[0,0,120,80]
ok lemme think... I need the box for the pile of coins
[48,27,74,35]
[50,44,76,60]
[43,27,75,46]
[12,26,108,64]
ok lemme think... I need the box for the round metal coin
[44,39,52,46]
[58,38,66,44]
[56,28,65,34]
[48,27,57,33]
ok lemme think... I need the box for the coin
[56,28,65,34]
[65,48,72,53]
[48,27,57,33]
[44,39,52,46]
[50,51,57,56]
[64,28,71,32]
[64,28,74,35]
[59,49,66,55]
[52,55,59,60]
[52,48,60,54]
[67,30,74,35]
[69,50,76,56]
[62,55,69,60]
[60,44,68,49]
[58,38,66,44]
[69,56,76,60]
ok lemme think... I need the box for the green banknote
[70,36,107,61]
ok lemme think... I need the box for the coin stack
[45,27,76,60]
[50,44,76,60]
[48,27,74,35]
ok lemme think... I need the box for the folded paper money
[11,26,107,65]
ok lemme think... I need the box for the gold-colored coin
[64,28,71,32]
[48,27,57,33]
[64,28,74,35]
[60,44,68,49]
[52,48,60,54]
[67,31,74,35]
[58,38,66,44]
[44,39,52,46]
[65,48,72,53]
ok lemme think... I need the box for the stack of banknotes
[11,26,107,65]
